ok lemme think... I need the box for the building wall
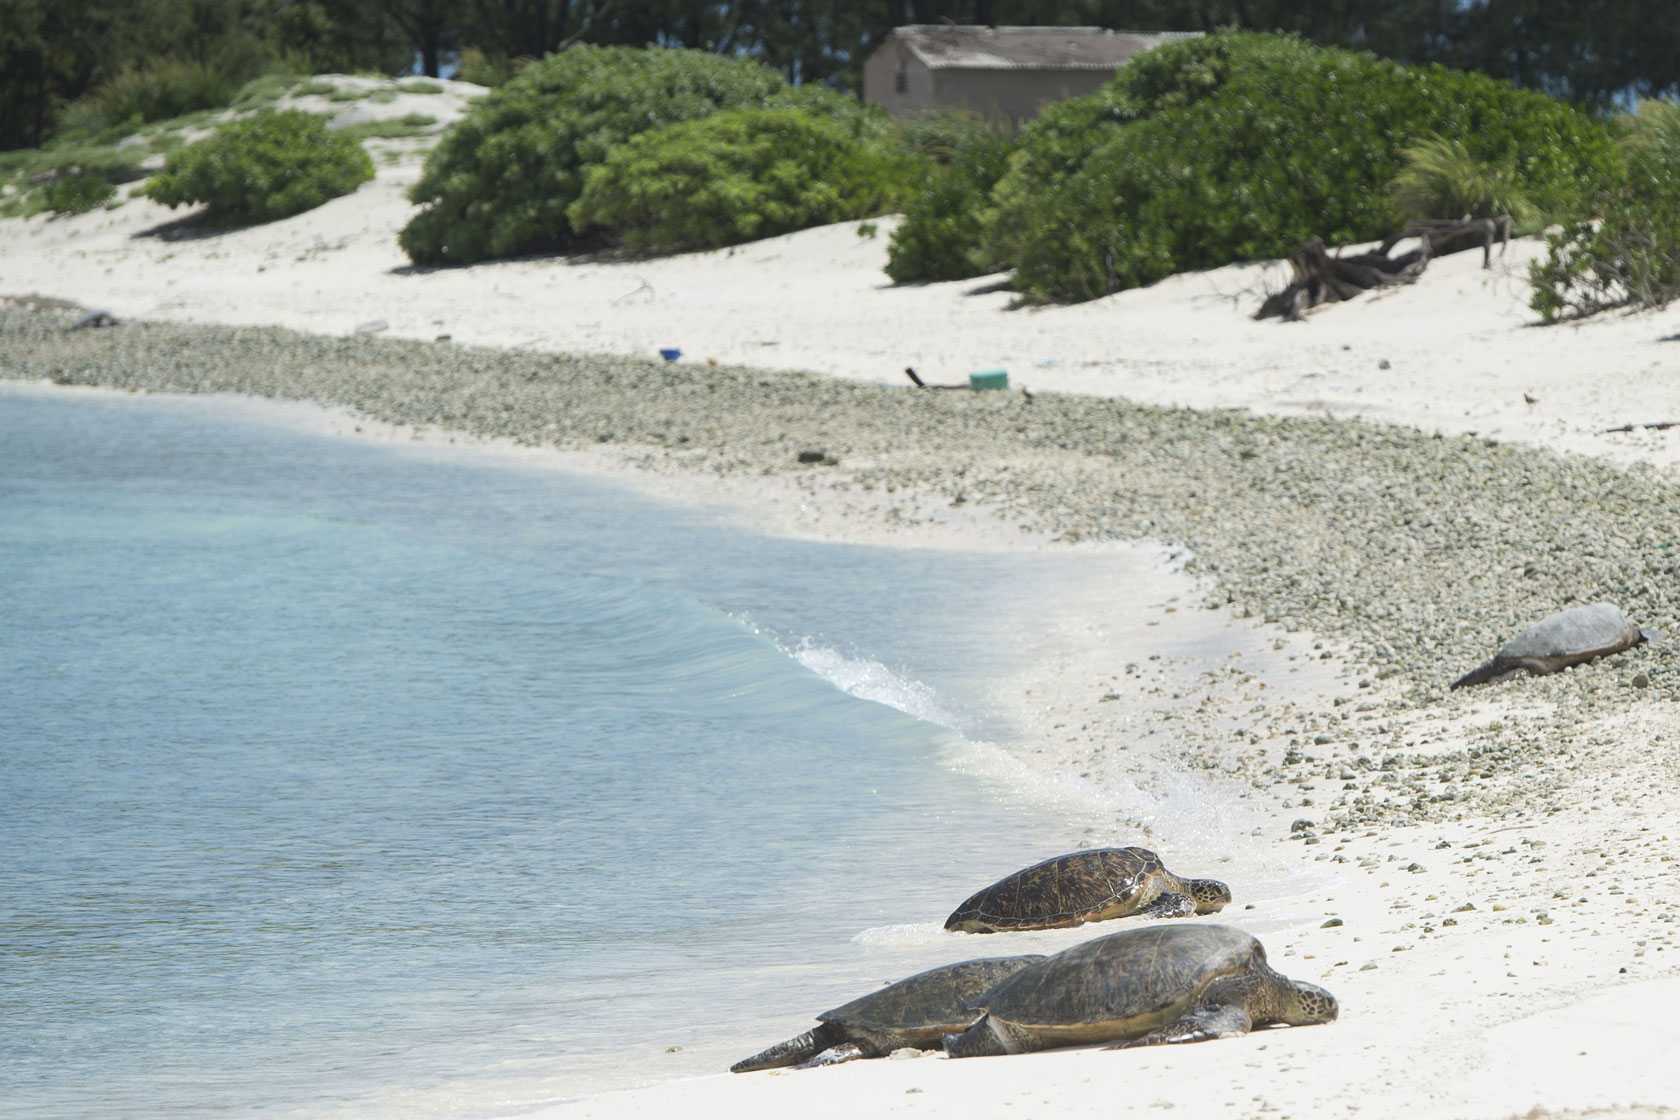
[863,44,1116,126]
[931,68,1113,127]
[862,40,937,118]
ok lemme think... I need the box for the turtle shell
[1452,602,1650,689]
[1494,602,1639,662]
[944,846,1168,932]
[968,924,1259,1044]
[819,955,1047,1036]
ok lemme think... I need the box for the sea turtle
[730,955,1046,1072]
[944,846,1231,933]
[1450,602,1661,689]
[942,923,1337,1058]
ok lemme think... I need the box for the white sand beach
[4,120,1680,1120]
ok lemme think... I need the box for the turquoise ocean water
[0,385,1173,1118]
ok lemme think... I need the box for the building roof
[887,25,1202,71]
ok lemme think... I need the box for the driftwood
[1380,215,1513,268]
[1256,216,1514,322]
[1255,237,1427,321]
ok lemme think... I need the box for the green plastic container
[969,369,1009,391]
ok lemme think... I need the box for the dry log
[1379,215,1512,268]
[1255,237,1428,321]
[1255,215,1513,322]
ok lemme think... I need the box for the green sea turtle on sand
[1450,602,1661,689]
[730,955,1046,1072]
[942,923,1336,1058]
[944,847,1231,933]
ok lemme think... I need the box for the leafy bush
[1621,97,1680,166]
[143,109,374,223]
[400,46,827,265]
[895,31,1619,300]
[454,49,533,89]
[57,57,242,142]
[334,113,439,142]
[1387,135,1540,230]
[885,135,1013,282]
[568,107,915,253]
[232,74,306,108]
[41,173,117,215]
[1529,103,1680,320]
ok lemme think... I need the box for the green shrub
[890,107,1007,161]
[919,31,1618,302]
[400,46,833,265]
[143,109,374,223]
[1621,98,1680,165]
[568,107,914,253]
[1529,104,1680,320]
[41,174,117,215]
[454,49,532,89]
[885,135,1013,282]
[233,74,305,108]
[1387,134,1541,230]
[58,57,241,141]
[335,113,438,142]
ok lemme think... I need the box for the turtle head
[1279,979,1338,1026]
[1187,877,1232,913]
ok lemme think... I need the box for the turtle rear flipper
[1104,1004,1253,1049]
[730,1022,845,1073]
[943,1014,1031,1058]
[1450,658,1504,690]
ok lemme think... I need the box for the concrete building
[862,25,1201,127]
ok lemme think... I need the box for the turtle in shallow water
[942,923,1336,1058]
[729,955,1045,1072]
[944,847,1231,934]
[1450,602,1662,689]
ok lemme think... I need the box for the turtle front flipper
[1103,1004,1253,1049]
[793,1041,869,1068]
[1136,891,1196,919]
[730,1022,846,1073]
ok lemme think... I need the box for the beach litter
[902,366,1010,391]
[659,347,682,362]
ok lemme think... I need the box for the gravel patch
[5,306,1675,831]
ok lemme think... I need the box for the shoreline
[5,303,1679,1116]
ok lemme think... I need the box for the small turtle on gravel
[70,309,121,329]
[730,955,1045,1072]
[942,923,1337,1058]
[1450,602,1662,689]
[944,847,1231,933]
